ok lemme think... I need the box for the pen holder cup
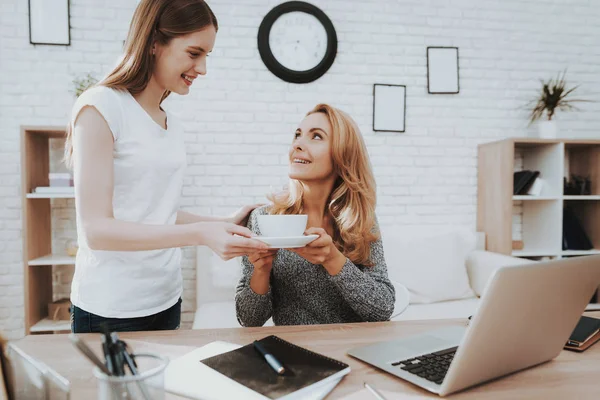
[93,353,169,400]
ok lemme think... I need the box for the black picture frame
[257,1,337,84]
[426,47,459,94]
[372,84,406,133]
[28,0,71,46]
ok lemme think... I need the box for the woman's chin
[288,171,309,181]
[169,85,190,96]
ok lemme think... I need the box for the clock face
[257,1,337,84]
[268,11,328,72]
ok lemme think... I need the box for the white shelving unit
[29,318,70,333]
[512,250,560,258]
[507,141,600,259]
[26,193,75,199]
[22,126,77,335]
[512,196,559,201]
[28,254,75,266]
[563,195,600,200]
[562,250,600,256]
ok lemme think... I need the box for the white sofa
[192,227,533,330]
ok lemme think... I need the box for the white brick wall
[1,0,599,338]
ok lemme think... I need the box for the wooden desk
[12,313,600,399]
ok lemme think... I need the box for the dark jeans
[71,298,182,333]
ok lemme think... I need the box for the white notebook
[164,341,347,400]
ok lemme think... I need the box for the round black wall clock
[257,1,337,84]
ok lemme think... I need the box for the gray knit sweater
[235,206,396,326]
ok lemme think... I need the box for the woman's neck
[133,76,165,113]
[302,179,335,228]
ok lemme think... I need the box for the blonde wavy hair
[268,104,379,266]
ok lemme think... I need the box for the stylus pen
[253,340,285,375]
[364,382,388,400]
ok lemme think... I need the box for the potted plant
[71,73,98,98]
[528,71,588,139]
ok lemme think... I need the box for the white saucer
[254,234,319,249]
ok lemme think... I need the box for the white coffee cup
[257,215,308,237]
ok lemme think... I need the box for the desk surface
[13,312,600,399]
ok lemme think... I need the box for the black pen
[110,332,126,376]
[117,339,152,400]
[101,334,115,375]
[253,340,285,375]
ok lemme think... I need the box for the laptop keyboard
[391,346,458,385]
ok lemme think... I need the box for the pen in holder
[70,332,168,400]
[93,353,168,400]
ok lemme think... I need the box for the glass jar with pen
[69,333,169,400]
[94,353,168,400]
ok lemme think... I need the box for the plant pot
[537,120,557,139]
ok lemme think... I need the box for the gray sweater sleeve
[329,230,396,322]
[234,209,273,327]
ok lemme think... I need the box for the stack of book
[565,316,600,352]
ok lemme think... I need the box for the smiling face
[152,26,216,95]
[288,112,335,182]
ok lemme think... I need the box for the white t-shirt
[70,86,187,318]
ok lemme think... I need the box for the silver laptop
[348,255,600,396]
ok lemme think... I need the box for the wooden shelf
[561,249,600,256]
[563,195,600,200]
[22,126,75,335]
[478,138,600,304]
[27,193,75,199]
[479,139,600,256]
[28,254,75,266]
[586,303,600,311]
[512,250,559,258]
[29,318,70,333]
[513,196,559,201]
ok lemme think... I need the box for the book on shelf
[526,177,544,196]
[513,170,540,195]
[562,206,593,251]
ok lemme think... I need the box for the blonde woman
[66,0,268,333]
[235,104,396,326]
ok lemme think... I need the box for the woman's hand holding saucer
[248,249,278,273]
[248,248,278,295]
[290,227,347,275]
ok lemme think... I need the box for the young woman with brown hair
[66,0,268,333]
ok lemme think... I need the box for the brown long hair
[268,104,379,266]
[64,0,218,166]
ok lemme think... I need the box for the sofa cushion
[393,297,480,321]
[390,280,411,319]
[380,227,475,304]
[466,250,537,297]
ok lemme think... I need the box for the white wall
[1,0,599,338]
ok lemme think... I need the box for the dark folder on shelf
[562,206,593,251]
[513,170,540,195]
